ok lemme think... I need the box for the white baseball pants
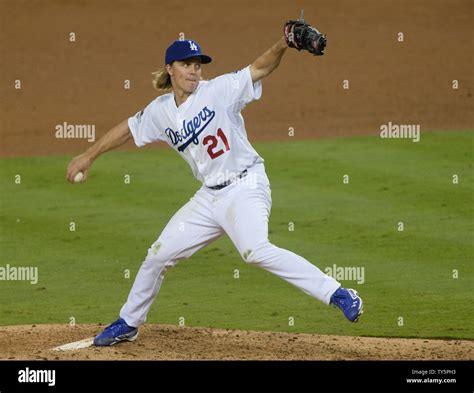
[120,163,340,327]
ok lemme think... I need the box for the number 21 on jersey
[203,128,230,159]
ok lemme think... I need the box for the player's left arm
[249,37,288,83]
[250,17,327,83]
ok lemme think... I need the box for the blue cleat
[93,318,138,346]
[330,287,363,322]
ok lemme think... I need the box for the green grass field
[1,131,473,339]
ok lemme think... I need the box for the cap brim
[199,55,212,64]
[174,54,212,64]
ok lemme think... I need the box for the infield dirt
[1,0,472,157]
[0,324,472,360]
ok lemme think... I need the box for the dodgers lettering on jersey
[165,106,215,152]
[127,66,264,187]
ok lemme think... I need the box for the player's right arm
[66,119,132,183]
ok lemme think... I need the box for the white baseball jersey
[128,66,264,187]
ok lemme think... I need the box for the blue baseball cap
[165,40,212,65]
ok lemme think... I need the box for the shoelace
[105,320,131,334]
[332,295,358,310]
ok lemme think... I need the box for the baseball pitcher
[66,17,363,346]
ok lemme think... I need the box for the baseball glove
[284,20,327,56]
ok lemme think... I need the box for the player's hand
[66,153,92,183]
[284,19,327,56]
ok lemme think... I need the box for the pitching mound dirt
[0,324,472,360]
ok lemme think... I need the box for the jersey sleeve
[127,99,167,147]
[208,65,262,110]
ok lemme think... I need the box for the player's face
[169,57,202,94]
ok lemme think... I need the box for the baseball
[73,171,84,183]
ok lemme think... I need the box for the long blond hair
[152,68,172,90]
[152,64,205,91]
